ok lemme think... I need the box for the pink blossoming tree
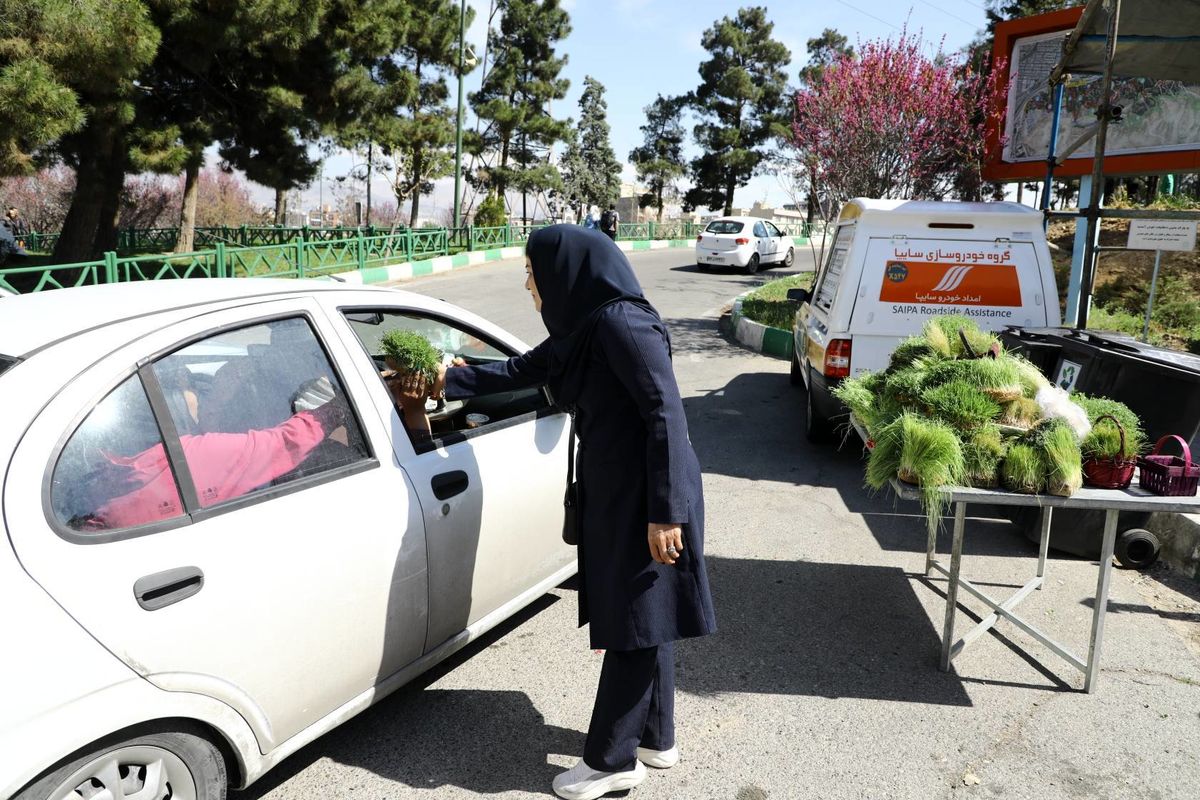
[792,32,1006,205]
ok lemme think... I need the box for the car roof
[0,279,418,356]
[839,198,1041,226]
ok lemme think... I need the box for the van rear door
[847,238,1056,375]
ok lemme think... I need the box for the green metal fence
[4,220,810,294]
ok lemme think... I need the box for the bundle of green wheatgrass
[832,316,1146,532]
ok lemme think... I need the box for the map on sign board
[1127,220,1198,252]
[1003,30,1200,163]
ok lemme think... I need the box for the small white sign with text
[1127,219,1197,252]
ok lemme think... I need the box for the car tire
[14,725,227,800]
[1114,528,1160,570]
[790,348,804,387]
[806,383,834,443]
[784,247,795,268]
[746,253,760,274]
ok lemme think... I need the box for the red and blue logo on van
[886,261,909,283]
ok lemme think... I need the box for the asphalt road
[241,247,1200,800]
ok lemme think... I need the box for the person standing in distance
[430,225,715,800]
[599,204,619,241]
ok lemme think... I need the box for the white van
[789,198,1061,441]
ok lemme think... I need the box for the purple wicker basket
[1138,435,1200,497]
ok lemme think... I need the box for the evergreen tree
[574,77,622,214]
[1,0,420,261]
[558,127,587,220]
[798,28,853,87]
[629,95,686,223]
[345,0,468,228]
[685,7,791,215]
[468,0,571,218]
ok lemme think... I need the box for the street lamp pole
[453,0,467,229]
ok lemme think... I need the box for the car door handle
[134,567,204,611]
[431,470,470,500]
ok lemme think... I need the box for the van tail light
[696,234,704,242]
[824,338,852,379]
[735,237,750,245]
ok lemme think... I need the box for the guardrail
[5,220,812,294]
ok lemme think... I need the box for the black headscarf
[527,224,661,406]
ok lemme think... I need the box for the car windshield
[705,220,744,234]
[0,354,17,377]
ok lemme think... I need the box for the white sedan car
[1,280,575,800]
[694,216,795,274]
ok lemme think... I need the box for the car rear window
[0,354,17,376]
[705,220,744,234]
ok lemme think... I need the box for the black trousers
[583,641,675,772]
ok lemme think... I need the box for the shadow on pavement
[679,556,974,706]
[235,594,575,798]
[682,369,1040,559]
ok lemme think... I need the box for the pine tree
[798,29,853,87]
[685,7,791,215]
[468,0,571,219]
[574,77,622,213]
[352,0,468,228]
[629,95,686,223]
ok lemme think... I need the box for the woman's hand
[648,522,684,565]
[385,370,430,415]
[431,357,467,399]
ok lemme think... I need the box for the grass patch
[739,275,811,330]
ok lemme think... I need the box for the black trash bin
[1000,326,1200,568]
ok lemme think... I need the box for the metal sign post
[1127,218,1199,341]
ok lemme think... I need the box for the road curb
[729,289,794,361]
[328,236,812,285]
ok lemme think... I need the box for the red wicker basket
[1081,414,1137,490]
[1138,435,1200,497]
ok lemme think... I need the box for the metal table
[890,479,1200,692]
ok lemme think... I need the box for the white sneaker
[637,745,680,769]
[552,758,647,800]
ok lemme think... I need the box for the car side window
[766,222,784,238]
[51,374,186,533]
[149,317,370,509]
[813,227,850,313]
[343,309,551,449]
[753,222,768,238]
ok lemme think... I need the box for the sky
[272,0,996,222]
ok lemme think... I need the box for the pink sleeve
[184,412,330,507]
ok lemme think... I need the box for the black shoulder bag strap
[562,412,579,545]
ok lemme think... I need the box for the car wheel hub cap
[53,746,196,800]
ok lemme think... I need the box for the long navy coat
[445,302,716,650]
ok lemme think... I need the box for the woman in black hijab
[434,225,715,800]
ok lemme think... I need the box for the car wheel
[784,247,795,268]
[1114,528,1160,570]
[790,348,804,387]
[15,727,227,800]
[746,253,760,274]
[806,383,834,443]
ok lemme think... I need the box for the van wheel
[806,387,834,443]
[1115,529,1160,570]
[14,726,227,800]
[746,253,760,274]
[790,348,804,386]
[784,247,795,268]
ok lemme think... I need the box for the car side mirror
[786,288,809,304]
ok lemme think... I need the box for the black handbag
[562,413,579,546]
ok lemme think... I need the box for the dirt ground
[1047,217,1200,305]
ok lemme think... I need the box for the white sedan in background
[0,280,574,800]
[695,216,796,274]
